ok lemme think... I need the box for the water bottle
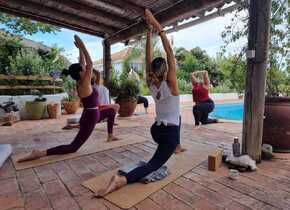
[232,137,241,157]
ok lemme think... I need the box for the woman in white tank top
[95,9,185,197]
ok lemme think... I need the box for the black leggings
[193,98,215,126]
[124,120,180,184]
[137,96,149,109]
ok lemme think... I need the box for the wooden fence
[0,74,63,94]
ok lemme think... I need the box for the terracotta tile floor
[0,104,289,210]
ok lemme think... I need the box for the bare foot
[174,144,186,154]
[107,135,120,142]
[194,125,200,129]
[95,175,127,198]
[17,149,46,162]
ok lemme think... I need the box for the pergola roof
[0,0,241,44]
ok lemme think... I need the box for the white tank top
[150,81,180,126]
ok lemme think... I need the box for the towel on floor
[118,161,170,184]
[225,154,257,171]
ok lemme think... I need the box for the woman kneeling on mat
[18,35,118,162]
[191,70,218,128]
[95,9,185,197]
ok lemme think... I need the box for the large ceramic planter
[262,97,290,152]
[63,101,80,114]
[116,97,137,117]
[25,101,46,120]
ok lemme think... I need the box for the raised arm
[191,73,198,85]
[145,28,152,84]
[192,70,210,88]
[144,9,178,94]
[74,35,93,81]
[79,48,85,67]
[203,70,210,88]
[159,32,177,86]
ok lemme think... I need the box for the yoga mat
[0,144,12,168]
[12,133,149,170]
[82,143,219,209]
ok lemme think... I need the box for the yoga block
[208,150,222,171]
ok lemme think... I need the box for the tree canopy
[175,47,224,87]
[0,13,59,35]
[221,0,290,96]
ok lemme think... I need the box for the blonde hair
[148,57,168,84]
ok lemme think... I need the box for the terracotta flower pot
[116,97,137,117]
[47,102,60,119]
[263,97,290,152]
[25,101,46,120]
[63,101,80,114]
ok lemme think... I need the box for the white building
[93,47,144,75]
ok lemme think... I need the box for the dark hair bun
[68,63,82,81]
[62,69,70,76]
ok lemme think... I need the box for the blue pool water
[210,103,244,121]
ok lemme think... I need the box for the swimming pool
[210,103,244,121]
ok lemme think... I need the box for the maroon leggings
[47,107,115,155]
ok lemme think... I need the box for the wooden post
[103,40,111,85]
[242,0,271,162]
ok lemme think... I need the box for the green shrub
[140,80,150,96]
[106,72,140,100]
[178,79,192,94]
[0,33,23,74]
[62,77,76,92]
[40,48,67,74]
[118,79,140,99]
[9,48,45,75]
[210,82,232,93]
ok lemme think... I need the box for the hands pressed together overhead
[74,34,85,50]
[144,9,163,32]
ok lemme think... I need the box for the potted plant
[62,88,80,114]
[107,77,140,117]
[62,95,80,115]
[25,90,47,120]
[262,68,290,152]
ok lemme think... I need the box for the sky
[24,10,247,63]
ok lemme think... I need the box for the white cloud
[169,11,247,56]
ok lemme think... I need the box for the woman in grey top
[95,9,185,197]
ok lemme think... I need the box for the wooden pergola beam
[0,0,117,35]
[0,7,104,37]
[75,0,144,18]
[166,3,241,34]
[103,40,111,85]
[242,0,271,162]
[26,0,131,28]
[105,0,226,44]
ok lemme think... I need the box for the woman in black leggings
[191,70,218,127]
[96,9,185,197]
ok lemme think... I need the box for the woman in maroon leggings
[18,35,118,162]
